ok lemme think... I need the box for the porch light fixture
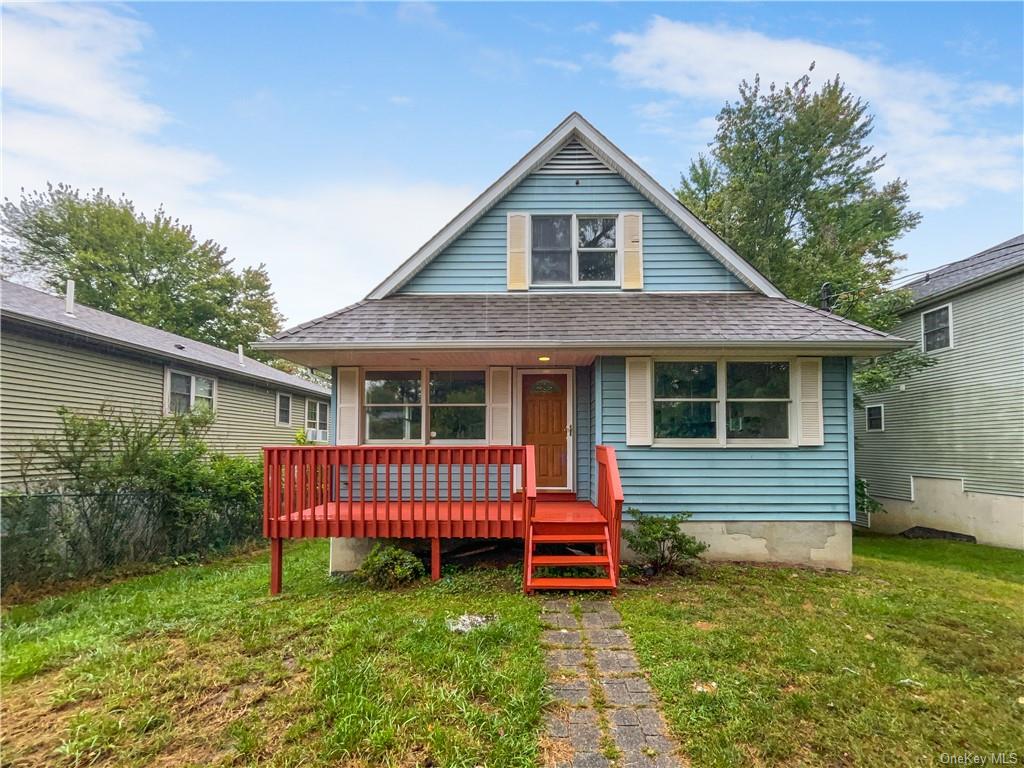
[538,355,551,362]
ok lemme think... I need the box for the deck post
[431,537,441,581]
[270,538,283,595]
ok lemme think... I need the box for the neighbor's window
[277,393,292,425]
[531,214,618,285]
[306,400,328,441]
[429,370,486,440]
[364,371,422,441]
[653,361,718,440]
[726,362,790,440]
[866,404,884,432]
[168,371,215,415]
[922,305,952,352]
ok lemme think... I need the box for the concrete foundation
[623,520,853,571]
[871,477,1024,550]
[328,537,376,574]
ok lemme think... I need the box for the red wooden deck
[263,445,623,594]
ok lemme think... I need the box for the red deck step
[531,532,607,544]
[527,576,616,590]
[531,554,611,566]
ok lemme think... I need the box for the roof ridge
[902,234,1024,287]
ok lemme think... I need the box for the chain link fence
[1,489,263,592]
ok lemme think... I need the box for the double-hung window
[277,393,292,426]
[167,370,215,415]
[922,305,952,352]
[428,371,486,440]
[306,400,328,442]
[653,362,718,442]
[531,214,619,286]
[726,362,791,440]
[364,371,422,441]
[865,404,884,432]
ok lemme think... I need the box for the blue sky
[4,2,1022,325]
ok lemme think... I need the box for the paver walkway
[541,599,685,768]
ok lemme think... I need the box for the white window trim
[361,369,490,445]
[163,368,217,416]
[276,392,293,427]
[921,303,954,353]
[527,212,622,288]
[651,357,798,448]
[305,399,329,442]
[865,403,885,432]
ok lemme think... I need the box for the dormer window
[531,214,620,286]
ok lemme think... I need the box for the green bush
[357,543,426,588]
[622,509,708,575]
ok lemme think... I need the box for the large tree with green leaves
[677,68,932,395]
[2,185,284,361]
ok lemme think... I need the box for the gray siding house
[1,280,330,486]
[855,235,1024,549]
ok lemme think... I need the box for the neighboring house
[1,279,330,485]
[855,235,1024,549]
[256,112,907,586]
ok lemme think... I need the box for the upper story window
[531,214,619,286]
[167,370,215,415]
[277,393,292,426]
[922,304,952,352]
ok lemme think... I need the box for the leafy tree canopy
[2,185,285,362]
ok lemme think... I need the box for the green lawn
[3,534,1021,767]
[618,532,1024,767]
[1,542,547,768]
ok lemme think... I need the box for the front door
[522,373,569,489]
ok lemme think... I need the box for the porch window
[653,362,717,440]
[429,370,486,440]
[306,400,329,442]
[531,214,619,286]
[922,304,952,352]
[167,370,215,415]
[365,371,422,441]
[726,362,790,439]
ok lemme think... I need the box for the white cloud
[388,95,413,105]
[535,57,582,74]
[610,17,1023,209]
[395,2,447,31]
[1,4,472,325]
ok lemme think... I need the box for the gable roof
[0,280,328,396]
[259,293,906,355]
[901,234,1024,307]
[367,112,782,299]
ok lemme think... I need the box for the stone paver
[540,600,684,767]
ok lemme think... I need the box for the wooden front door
[522,373,569,489]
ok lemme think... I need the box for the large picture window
[429,370,486,440]
[726,362,791,439]
[364,371,422,441]
[531,214,619,286]
[653,362,717,440]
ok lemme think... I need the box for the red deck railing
[595,445,624,583]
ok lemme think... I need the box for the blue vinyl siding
[597,356,852,521]
[400,173,749,293]
[575,365,594,501]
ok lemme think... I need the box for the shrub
[622,509,708,575]
[856,477,885,517]
[357,543,426,588]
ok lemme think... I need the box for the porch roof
[255,293,909,363]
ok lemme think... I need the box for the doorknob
[565,424,573,437]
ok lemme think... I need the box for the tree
[677,67,930,393]
[2,185,284,361]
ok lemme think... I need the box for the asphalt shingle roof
[1,280,328,395]
[263,292,904,349]
[903,234,1024,305]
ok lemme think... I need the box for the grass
[1,541,547,767]
[617,531,1024,767]
[4,533,1022,767]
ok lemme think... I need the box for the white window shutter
[797,357,824,446]
[625,357,653,446]
[336,367,360,445]
[488,366,513,443]
[622,212,643,290]
[507,214,528,291]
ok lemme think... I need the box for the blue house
[256,114,906,593]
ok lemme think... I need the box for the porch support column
[270,538,283,595]
[431,537,441,581]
